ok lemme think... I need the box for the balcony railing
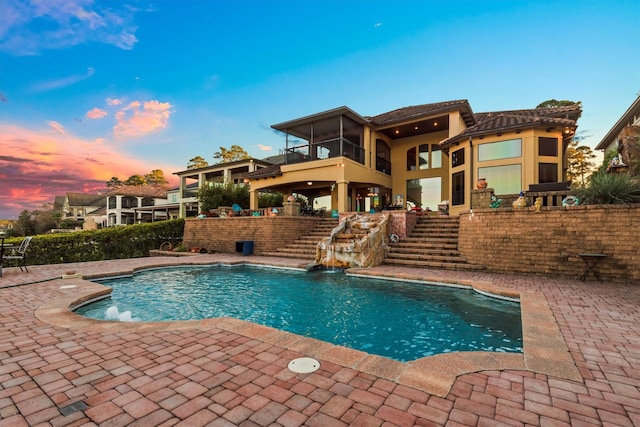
[376,156,391,175]
[283,137,365,165]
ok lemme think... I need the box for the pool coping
[34,262,582,398]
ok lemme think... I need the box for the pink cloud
[106,98,123,106]
[86,107,108,119]
[47,120,65,134]
[113,99,173,139]
[0,124,179,218]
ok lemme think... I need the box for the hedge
[1,219,184,267]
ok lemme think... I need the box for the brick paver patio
[0,254,638,426]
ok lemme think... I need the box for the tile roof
[66,193,105,206]
[440,105,582,147]
[245,164,282,180]
[105,185,168,198]
[367,100,476,127]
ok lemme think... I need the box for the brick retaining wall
[182,206,639,282]
[458,204,640,282]
[183,216,321,255]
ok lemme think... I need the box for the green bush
[197,183,249,212]
[1,219,184,268]
[575,172,640,205]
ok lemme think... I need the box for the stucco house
[595,95,640,154]
[174,158,272,218]
[244,100,581,216]
[105,185,172,226]
[61,193,105,221]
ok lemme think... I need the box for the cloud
[0,0,140,55]
[0,91,7,102]
[86,107,108,120]
[113,100,173,139]
[374,22,383,28]
[257,144,272,152]
[29,67,95,93]
[0,124,180,218]
[47,121,66,134]
[107,98,123,106]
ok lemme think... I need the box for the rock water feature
[314,213,389,269]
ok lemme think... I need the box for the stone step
[384,253,466,263]
[409,232,459,239]
[400,237,458,245]
[381,258,485,270]
[387,247,460,256]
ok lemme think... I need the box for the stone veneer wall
[182,217,321,255]
[458,204,640,282]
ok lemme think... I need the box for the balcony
[282,138,365,165]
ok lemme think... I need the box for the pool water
[75,265,523,361]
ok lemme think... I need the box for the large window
[478,164,522,194]
[452,171,465,205]
[418,144,442,170]
[406,147,416,171]
[431,144,442,168]
[418,144,429,170]
[538,137,558,156]
[478,139,522,161]
[539,163,558,183]
[406,177,442,211]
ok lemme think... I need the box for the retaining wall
[458,204,640,282]
[182,216,322,255]
[182,206,640,282]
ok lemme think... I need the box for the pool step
[383,216,484,271]
[261,218,339,260]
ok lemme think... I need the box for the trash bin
[235,240,254,256]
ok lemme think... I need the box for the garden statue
[534,197,543,212]
[512,192,526,208]
[490,193,502,208]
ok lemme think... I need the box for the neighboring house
[0,220,14,234]
[105,185,171,226]
[174,158,272,217]
[244,100,581,216]
[595,95,640,154]
[62,193,105,221]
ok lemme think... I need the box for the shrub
[1,219,184,268]
[575,172,640,205]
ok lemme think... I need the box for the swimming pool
[75,265,523,361]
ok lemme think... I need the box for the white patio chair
[2,236,32,272]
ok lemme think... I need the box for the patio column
[336,180,349,213]
[249,188,259,211]
[115,195,123,225]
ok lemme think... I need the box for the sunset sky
[1,0,638,219]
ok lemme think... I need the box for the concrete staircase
[261,218,339,260]
[383,216,484,270]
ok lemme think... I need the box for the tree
[124,174,146,186]
[566,141,596,186]
[13,210,34,236]
[107,176,124,189]
[187,156,209,169]
[536,99,581,109]
[213,145,250,163]
[196,182,249,212]
[144,169,169,187]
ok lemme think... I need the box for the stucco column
[336,180,349,213]
[115,195,123,225]
[249,188,259,211]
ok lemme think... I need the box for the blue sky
[1,0,639,218]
